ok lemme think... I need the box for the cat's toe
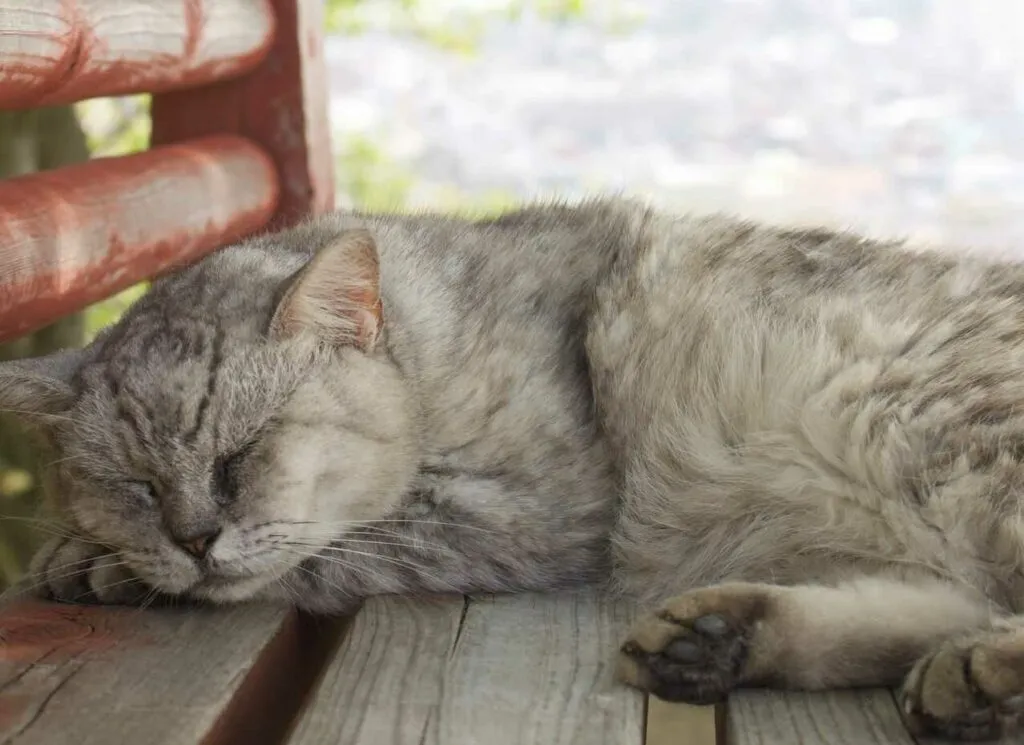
[87,554,150,605]
[30,536,100,603]
[900,629,1024,741]
[617,584,768,704]
[29,537,146,606]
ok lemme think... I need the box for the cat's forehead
[96,306,230,373]
[96,268,281,369]
[69,323,272,456]
[74,302,307,441]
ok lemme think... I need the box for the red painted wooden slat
[0,0,275,110]
[0,135,279,342]
[151,0,334,228]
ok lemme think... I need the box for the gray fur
[10,198,1024,737]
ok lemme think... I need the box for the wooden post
[151,0,335,229]
[0,106,92,586]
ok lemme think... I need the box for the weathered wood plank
[287,592,645,745]
[726,689,916,745]
[152,0,334,229]
[0,134,278,342]
[0,599,341,745]
[0,0,275,109]
[646,698,719,745]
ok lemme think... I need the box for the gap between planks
[646,698,720,745]
[0,600,345,745]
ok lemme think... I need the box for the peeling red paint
[183,0,203,64]
[0,601,144,662]
[0,0,276,110]
[152,0,334,229]
[0,136,279,342]
[0,696,31,731]
[0,0,326,343]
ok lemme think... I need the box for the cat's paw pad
[900,629,1024,741]
[29,536,150,606]
[617,584,769,704]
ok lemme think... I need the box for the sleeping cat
[4,198,1024,740]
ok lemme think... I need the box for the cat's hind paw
[900,627,1024,741]
[617,583,771,705]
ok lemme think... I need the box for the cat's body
[6,198,1024,739]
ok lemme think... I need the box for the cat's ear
[270,229,384,350]
[0,349,83,419]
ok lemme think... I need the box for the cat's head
[0,227,418,603]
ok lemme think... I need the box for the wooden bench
[0,592,935,745]
[0,3,965,744]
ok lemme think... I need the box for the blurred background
[2,0,1023,586]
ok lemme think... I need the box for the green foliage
[84,283,149,342]
[0,99,152,588]
[72,95,154,341]
[509,0,586,22]
[335,132,518,215]
[76,95,152,158]
[324,0,600,54]
[336,134,415,210]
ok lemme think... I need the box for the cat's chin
[188,573,280,604]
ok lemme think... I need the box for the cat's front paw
[900,628,1024,741]
[29,536,151,606]
[617,583,770,704]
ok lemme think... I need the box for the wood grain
[0,135,278,342]
[0,599,341,745]
[287,591,645,745]
[0,0,275,109]
[646,698,719,745]
[725,689,916,745]
[152,0,335,229]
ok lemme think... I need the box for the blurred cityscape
[326,0,1024,252]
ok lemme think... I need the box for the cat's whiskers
[79,573,146,604]
[279,554,361,600]
[0,515,96,537]
[135,587,163,614]
[273,572,302,605]
[277,544,462,594]
[267,518,500,535]
[281,536,450,554]
[0,407,81,426]
[277,540,429,569]
[29,527,107,546]
[7,555,112,599]
[3,558,134,603]
[41,453,90,469]
[276,545,401,592]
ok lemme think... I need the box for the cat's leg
[618,576,991,704]
[28,536,152,606]
[900,620,1024,740]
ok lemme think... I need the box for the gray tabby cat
[4,198,1024,740]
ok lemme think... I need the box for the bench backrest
[0,0,334,342]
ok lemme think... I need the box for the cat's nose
[176,528,221,560]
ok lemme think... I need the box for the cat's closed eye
[126,480,158,507]
[212,442,256,505]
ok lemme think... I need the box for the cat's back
[588,212,1024,442]
[587,214,1024,601]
